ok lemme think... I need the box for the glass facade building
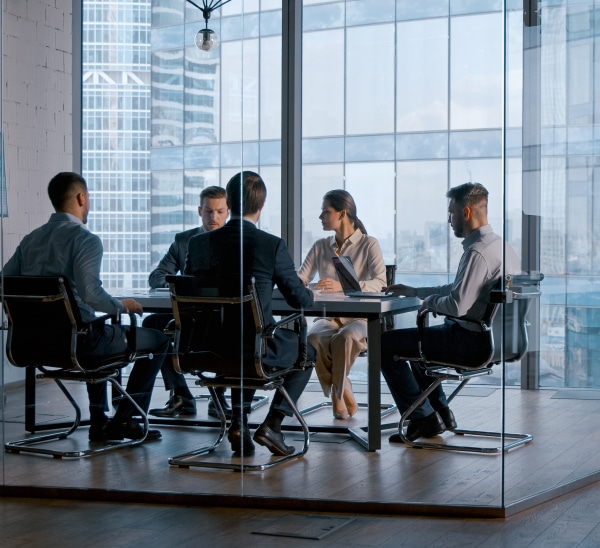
[82,0,152,289]
[82,0,600,391]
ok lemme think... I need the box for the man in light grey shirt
[3,172,169,443]
[381,182,520,443]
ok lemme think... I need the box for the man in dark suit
[145,186,231,418]
[185,171,316,456]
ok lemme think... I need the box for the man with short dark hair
[382,182,520,443]
[148,186,229,289]
[185,171,316,456]
[146,186,230,418]
[3,172,169,442]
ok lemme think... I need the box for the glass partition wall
[1,0,600,516]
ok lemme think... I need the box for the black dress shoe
[227,422,255,455]
[97,419,162,442]
[253,423,295,456]
[437,407,457,431]
[88,417,109,442]
[149,395,196,417]
[389,412,445,444]
[388,432,406,444]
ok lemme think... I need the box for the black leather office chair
[165,275,310,471]
[394,273,543,453]
[2,276,149,458]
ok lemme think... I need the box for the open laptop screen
[332,256,362,292]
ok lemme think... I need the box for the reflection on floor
[2,371,600,516]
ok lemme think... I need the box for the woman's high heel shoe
[332,391,349,420]
[343,378,358,417]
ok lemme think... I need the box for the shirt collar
[228,216,257,227]
[462,224,492,249]
[328,228,364,252]
[49,212,88,230]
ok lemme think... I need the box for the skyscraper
[82,0,152,289]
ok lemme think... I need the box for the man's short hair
[48,172,87,211]
[446,182,488,209]
[200,185,226,205]
[226,171,266,216]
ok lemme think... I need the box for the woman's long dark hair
[323,189,367,235]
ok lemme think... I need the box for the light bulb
[195,28,219,51]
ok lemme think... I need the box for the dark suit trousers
[381,320,488,419]
[84,323,169,421]
[142,313,190,392]
[232,328,316,417]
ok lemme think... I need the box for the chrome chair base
[398,368,533,454]
[5,372,149,459]
[168,385,309,471]
[299,399,398,419]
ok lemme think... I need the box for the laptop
[332,256,394,298]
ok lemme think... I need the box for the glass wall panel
[0,0,3,486]
[396,18,448,132]
[502,0,600,507]
[346,24,395,135]
[450,13,503,130]
[301,163,345,260]
[302,29,344,137]
[3,0,600,518]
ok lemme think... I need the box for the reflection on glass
[346,24,394,135]
[450,13,503,130]
[0,0,582,513]
[397,18,448,132]
[303,29,344,137]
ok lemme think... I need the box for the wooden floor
[2,372,600,519]
[2,481,600,547]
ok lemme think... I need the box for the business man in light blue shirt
[3,172,169,443]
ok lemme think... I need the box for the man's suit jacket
[149,226,204,288]
[185,218,314,366]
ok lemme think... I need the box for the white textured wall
[3,0,73,254]
[2,0,73,384]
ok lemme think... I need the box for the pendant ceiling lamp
[186,0,233,51]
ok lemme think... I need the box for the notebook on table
[332,256,394,298]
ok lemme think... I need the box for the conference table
[129,287,420,451]
[271,290,420,451]
[24,287,419,451]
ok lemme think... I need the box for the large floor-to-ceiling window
[82,0,600,392]
[83,0,152,289]
[0,0,590,511]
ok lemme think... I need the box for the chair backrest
[490,273,543,366]
[417,273,543,371]
[385,265,396,287]
[167,275,274,381]
[2,276,83,370]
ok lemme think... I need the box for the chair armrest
[416,308,488,332]
[416,308,490,364]
[264,311,304,338]
[80,312,138,359]
[87,313,113,326]
[163,318,176,336]
[263,311,309,368]
[125,313,137,356]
